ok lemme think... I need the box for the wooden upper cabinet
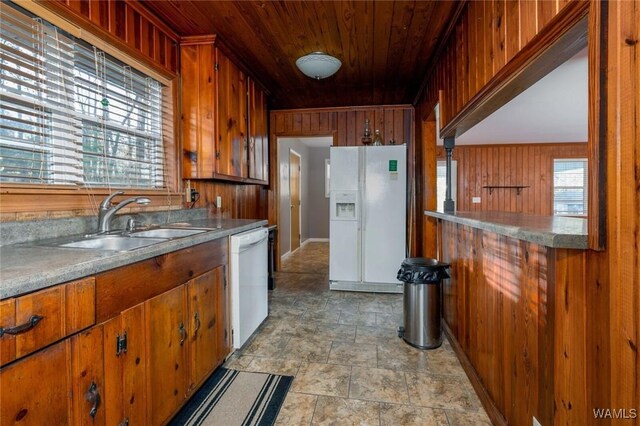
[248,79,268,182]
[181,40,217,179]
[217,48,248,179]
[180,36,268,184]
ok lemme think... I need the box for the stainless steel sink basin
[130,228,206,239]
[59,236,167,251]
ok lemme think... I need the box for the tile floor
[224,242,491,425]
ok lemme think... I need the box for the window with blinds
[553,159,588,216]
[0,3,167,188]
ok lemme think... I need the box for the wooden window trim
[1,2,182,214]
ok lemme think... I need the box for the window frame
[0,2,181,215]
[552,158,588,217]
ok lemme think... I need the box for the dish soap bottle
[372,129,383,146]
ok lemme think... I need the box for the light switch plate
[533,416,542,426]
[216,195,222,209]
[472,196,481,204]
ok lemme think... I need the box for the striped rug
[169,368,293,426]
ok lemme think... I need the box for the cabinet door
[145,285,188,425]
[0,340,72,425]
[187,266,227,391]
[71,327,106,425]
[181,42,216,179]
[102,303,147,426]
[216,48,247,178]
[248,79,268,182]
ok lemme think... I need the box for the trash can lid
[400,257,449,270]
[397,257,450,284]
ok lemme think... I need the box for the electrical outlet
[216,195,222,209]
[190,189,199,202]
[472,196,481,204]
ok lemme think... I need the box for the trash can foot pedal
[397,326,404,338]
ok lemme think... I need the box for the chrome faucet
[97,191,151,234]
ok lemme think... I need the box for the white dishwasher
[230,227,269,349]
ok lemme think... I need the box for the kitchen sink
[129,228,206,239]
[58,236,168,251]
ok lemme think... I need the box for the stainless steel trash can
[396,258,450,349]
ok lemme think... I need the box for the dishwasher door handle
[238,235,268,252]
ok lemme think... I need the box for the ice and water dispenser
[330,191,358,221]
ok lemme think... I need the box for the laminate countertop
[0,218,267,300]
[424,210,588,249]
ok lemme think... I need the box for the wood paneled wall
[418,0,576,128]
[438,220,588,425]
[271,106,413,146]
[41,0,179,75]
[421,0,639,423]
[437,143,588,215]
[189,180,267,220]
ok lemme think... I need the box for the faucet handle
[100,191,125,209]
[126,218,141,232]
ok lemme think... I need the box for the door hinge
[223,275,227,289]
[215,151,221,159]
[116,332,127,356]
[214,63,219,71]
[224,329,228,340]
[118,419,129,426]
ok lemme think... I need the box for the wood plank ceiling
[142,0,460,109]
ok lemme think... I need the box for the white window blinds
[553,159,588,216]
[0,3,167,188]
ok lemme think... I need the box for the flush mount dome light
[296,52,342,80]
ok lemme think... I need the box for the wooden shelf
[483,185,530,195]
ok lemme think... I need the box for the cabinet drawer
[0,277,95,366]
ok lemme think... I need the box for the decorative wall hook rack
[483,185,530,195]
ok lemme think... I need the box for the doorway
[289,149,301,252]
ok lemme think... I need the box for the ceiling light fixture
[295,52,342,80]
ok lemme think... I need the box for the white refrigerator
[329,145,406,293]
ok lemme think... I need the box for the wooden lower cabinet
[187,266,228,391]
[0,329,105,426]
[146,285,189,425]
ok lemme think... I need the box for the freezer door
[362,146,406,284]
[329,220,360,282]
[330,146,359,191]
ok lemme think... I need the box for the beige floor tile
[445,409,492,425]
[282,337,334,362]
[271,320,319,339]
[355,325,400,345]
[349,366,409,404]
[426,349,466,377]
[275,392,318,426]
[311,396,380,426]
[223,353,254,370]
[242,334,290,357]
[302,308,342,324]
[269,305,306,321]
[339,311,377,326]
[327,342,378,367]
[380,403,449,426]
[292,362,352,397]
[325,298,361,313]
[245,357,301,376]
[376,339,429,372]
[376,312,403,327]
[315,323,357,342]
[406,372,477,411]
[358,300,394,314]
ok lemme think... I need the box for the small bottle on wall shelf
[372,129,383,146]
[362,119,373,145]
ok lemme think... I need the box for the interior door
[290,151,301,251]
[145,285,188,425]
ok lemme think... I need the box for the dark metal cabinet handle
[85,381,100,418]
[179,322,186,346]
[0,315,44,337]
[194,313,201,336]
